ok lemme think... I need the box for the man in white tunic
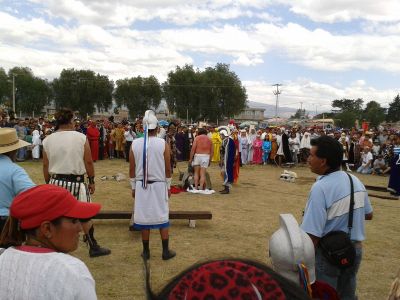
[43,108,110,258]
[129,110,175,260]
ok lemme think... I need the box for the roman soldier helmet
[269,214,316,285]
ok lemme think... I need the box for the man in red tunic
[86,121,100,162]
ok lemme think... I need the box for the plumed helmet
[219,130,229,137]
[269,214,316,285]
[143,110,158,130]
[217,126,231,137]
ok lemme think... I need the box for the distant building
[234,107,265,123]
[154,99,175,120]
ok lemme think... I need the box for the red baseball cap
[10,185,101,230]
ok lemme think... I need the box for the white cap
[261,132,267,140]
[269,214,315,285]
[143,110,158,130]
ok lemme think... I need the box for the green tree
[8,67,52,115]
[362,101,386,127]
[290,108,307,119]
[332,98,364,112]
[0,68,10,106]
[163,63,247,122]
[387,94,400,122]
[332,98,364,128]
[335,110,359,128]
[163,65,202,121]
[52,69,113,117]
[114,75,161,119]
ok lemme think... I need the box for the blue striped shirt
[301,171,373,242]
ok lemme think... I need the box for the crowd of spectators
[1,111,399,176]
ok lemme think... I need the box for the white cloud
[363,21,400,35]
[253,22,400,72]
[27,0,271,26]
[232,54,263,66]
[243,79,398,112]
[278,0,400,23]
[1,2,400,112]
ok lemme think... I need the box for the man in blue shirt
[0,128,35,234]
[301,136,373,300]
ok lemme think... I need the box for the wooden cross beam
[93,210,212,228]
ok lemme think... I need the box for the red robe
[233,137,240,183]
[86,125,100,161]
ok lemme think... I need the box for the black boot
[85,226,111,258]
[141,240,150,260]
[161,239,176,260]
[219,185,230,194]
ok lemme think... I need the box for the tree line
[312,97,400,128]
[0,63,247,122]
[1,65,399,126]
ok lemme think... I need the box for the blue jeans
[315,246,362,300]
[263,151,270,163]
[357,166,371,174]
[16,147,26,161]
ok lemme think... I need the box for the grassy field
[19,159,400,299]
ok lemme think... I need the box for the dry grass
[20,159,400,300]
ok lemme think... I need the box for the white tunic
[43,131,86,175]
[132,137,169,226]
[0,247,97,300]
[43,131,89,202]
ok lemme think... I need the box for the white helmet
[143,110,158,130]
[269,214,315,285]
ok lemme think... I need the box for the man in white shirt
[357,146,373,174]
[372,154,388,175]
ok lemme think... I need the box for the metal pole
[272,84,282,124]
[12,74,16,113]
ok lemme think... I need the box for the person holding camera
[300,136,373,300]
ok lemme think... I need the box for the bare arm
[209,138,213,165]
[83,140,95,194]
[164,142,172,179]
[43,150,50,183]
[129,147,136,198]
[129,148,136,178]
[365,160,372,168]
[164,142,172,198]
[189,137,197,162]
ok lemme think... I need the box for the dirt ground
[20,159,400,300]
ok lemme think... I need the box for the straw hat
[0,128,30,154]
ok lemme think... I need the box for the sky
[1,0,400,115]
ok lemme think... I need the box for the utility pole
[272,84,282,121]
[300,102,303,118]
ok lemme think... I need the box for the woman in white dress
[31,125,42,161]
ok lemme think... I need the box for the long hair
[0,216,26,247]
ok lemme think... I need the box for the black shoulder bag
[319,173,356,269]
